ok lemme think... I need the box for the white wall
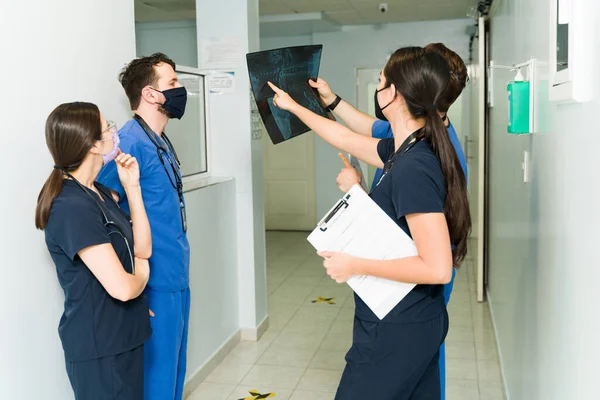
[136,20,198,67]
[196,0,268,331]
[1,1,256,398]
[262,19,474,218]
[0,1,136,398]
[248,0,269,328]
[185,180,239,383]
[485,0,600,398]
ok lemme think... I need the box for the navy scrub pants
[66,345,144,400]
[335,310,449,400]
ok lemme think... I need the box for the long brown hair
[383,47,472,266]
[35,102,102,230]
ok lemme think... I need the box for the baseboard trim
[183,329,241,399]
[241,315,269,342]
[487,290,510,400]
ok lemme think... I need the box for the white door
[356,68,382,185]
[263,127,317,231]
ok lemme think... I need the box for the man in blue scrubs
[315,43,469,400]
[98,53,190,400]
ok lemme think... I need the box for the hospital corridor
[2,0,600,400]
[189,233,503,400]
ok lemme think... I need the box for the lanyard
[133,114,187,232]
[370,128,422,194]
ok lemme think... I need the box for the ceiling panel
[279,0,352,14]
[417,2,471,21]
[259,0,296,16]
[134,0,474,25]
[325,10,365,25]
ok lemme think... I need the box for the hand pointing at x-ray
[268,81,300,113]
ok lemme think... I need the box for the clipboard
[307,184,417,320]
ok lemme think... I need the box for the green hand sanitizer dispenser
[507,69,530,134]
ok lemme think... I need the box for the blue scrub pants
[439,268,457,400]
[144,287,191,400]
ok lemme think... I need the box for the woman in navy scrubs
[268,47,471,399]
[315,43,470,400]
[35,102,153,400]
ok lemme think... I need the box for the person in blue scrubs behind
[98,53,191,400]
[312,43,469,400]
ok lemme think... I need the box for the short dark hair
[424,43,469,112]
[119,53,176,110]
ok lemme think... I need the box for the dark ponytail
[384,47,471,266]
[424,106,471,266]
[35,102,102,230]
[35,168,65,230]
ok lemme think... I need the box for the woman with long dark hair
[268,46,471,399]
[315,42,469,400]
[35,102,152,399]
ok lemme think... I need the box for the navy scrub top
[370,119,467,192]
[45,180,151,362]
[98,119,190,292]
[360,138,448,324]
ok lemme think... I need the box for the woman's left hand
[267,82,300,113]
[318,251,358,283]
[115,152,140,189]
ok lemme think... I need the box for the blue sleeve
[447,122,468,181]
[97,132,142,200]
[372,120,393,139]
[47,197,110,260]
[391,157,445,219]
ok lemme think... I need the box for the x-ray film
[246,45,334,144]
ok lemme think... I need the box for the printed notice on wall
[200,37,243,70]
[209,72,236,94]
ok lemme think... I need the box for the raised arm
[309,78,377,136]
[114,152,152,259]
[268,82,384,169]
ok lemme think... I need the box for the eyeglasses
[100,121,118,141]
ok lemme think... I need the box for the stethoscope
[55,167,135,274]
[133,114,187,232]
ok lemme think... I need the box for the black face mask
[374,87,393,121]
[152,86,188,119]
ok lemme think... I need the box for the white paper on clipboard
[307,184,417,320]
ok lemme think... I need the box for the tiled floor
[190,232,506,400]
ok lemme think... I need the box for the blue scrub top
[98,119,190,292]
[360,138,447,323]
[370,119,468,191]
